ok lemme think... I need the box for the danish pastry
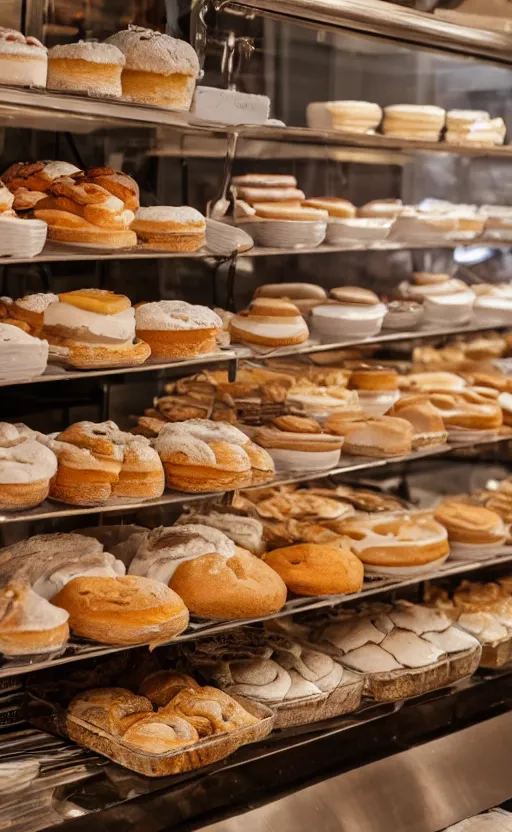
[340,512,449,570]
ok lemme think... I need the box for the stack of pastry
[0,423,57,511]
[434,499,508,560]
[8,289,151,369]
[339,511,450,575]
[229,298,309,350]
[398,273,475,326]
[253,283,328,315]
[325,414,414,458]
[381,105,446,142]
[306,100,383,134]
[426,579,512,653]
[67,674,257,762]
[232,174,305,212]
[444,109,506,147]
[153,419,275,492]
[253,415,344,473]
[310,600,479,680]
[427,388,503,442]
[0,531,188,647]
[347,366,399,417]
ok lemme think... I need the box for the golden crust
[120,69,196,110]
[0,479,50,511]
[135,327,217,359]
[263,542,364,596]
[349,367,398,391]
[434,500,505,545]
[46,336,151,369]
[84,167,140,211]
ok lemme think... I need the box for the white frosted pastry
[135,300,220,331]
[0,28,47,87]
[382,104,446,142]
[47,41,125,97]
[0,423,57,511]
[0,582,69,656]
[422,289,475,327]
[306,100,383,133]
[0,323,48,381]
[311,301,386,340]
[45,298,135,342]
[380,630,445,668]
[176,510,265,555]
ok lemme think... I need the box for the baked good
[164,686,258,735]
[434,500,507,559]
[0,532,125,599]
[135,301,221,359]
[0,181,14,215]
[2,160,82,193]
[56,420,164,501]
[128,525,287,620]
[254,415,344,473]
[39,436,122,506]
[33,176,137,249]
[153,419,275,492]
[398,371,466,393]
[105,26,200,110]
[0,423,57,511]
[383,300,423,331]
[52,575,189,645]
[499,392,512,427]
[263,542,364,596]
[175,510,265,555]
[238,485,355,524]
[348,366,399,417]
[428,389,503,441]
[473,293,512,326]
[83,167,139,211]
[0,323,48,381]
[486,479,512,522]
[232,174,298,189]
[10,292,59,331]
[398,272,469,301]
[67,687,153,734]
[389,395,448,448]
[253,283,327,315]
[120,714,199,752]
[306,100,383,133]
[340,512,449,570]
[285,382,364,424]
[251,203,327,221]
[311,290,386,341]
[139,670,201,706]
[131,207,205,252]
[0,28,47,88]
[425,580,512,645]
[445,110,506,147]
[47,41,125,97]
[302,197,356,218]
[229,298,309,349]
[382,104,446,141]
[42,289,150,369]
[422,289,475,327]
[357,199,403,219]
[0,582,69,656]
[232,174,304,206]
[325,414,413,457]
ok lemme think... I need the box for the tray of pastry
[425,576,512,669]
[27,661,274,777]
[180,627,363,730]
[297,600,482,702]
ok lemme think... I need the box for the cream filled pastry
[389,395,448,448]
[434,500,507,560]
[286,382,364,424]
[0,582,69,657]
[0,423,57,511]
[254,415,344,473]
[0,532,125,600]
[42,289,150,369]
[229,298,309,349]
[326,415,413,458]
[348,367,400,417]
[306,100,383,134]
[127,524,287,619]
[135,300,222,359]
[382,104,446,141]
[131,206,205,252]
[105,25,200,110]
[153,418,275,492]
[0,29,47,88]
[33,176,137,249]
[253,283,327,315]
[340,512,449,572]
[0,323,48,381]
[47,41,125,97]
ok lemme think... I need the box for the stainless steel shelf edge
[2,547,511,679]
[229,0,512,64]
[1,433,510,524]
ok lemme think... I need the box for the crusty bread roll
[139,671,201,707]
[47,41,125,97]
[389,395,448,448]
[0,422,57,511]
[263,543,364,596]
[52,575,189,645]
[434,500,507,546]
[0,582,69,656]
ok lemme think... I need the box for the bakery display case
[1,1,512,831]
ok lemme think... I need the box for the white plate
[325,218,392,246]
[0,217,47,258]
[364,552,450,577]
[238,219,327,249]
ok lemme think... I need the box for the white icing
[0,30,47,59]
[16,293,59,314]
[230,315,308,339]
[49,41,125,65]
[43,162,81,180]
[398,278,465,299]
[45,301,135,343]
[135,301,221,332]
[0,324,48,381]
[33,561,125,601]
[129,523,234,583]
[1,585,69,631]
[312,302,386,322]
[0,439,57,484]
[134,205,205,225]
[105,26,199,77]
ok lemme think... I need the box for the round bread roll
[263,543,364,597]
[169,546,287,620]
[52,575,189,645]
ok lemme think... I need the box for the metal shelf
[229,0,512,65]
[2,546,511,679]
[1,432,509,525]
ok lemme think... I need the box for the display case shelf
[2,546,511,680]
[2,433,510,525]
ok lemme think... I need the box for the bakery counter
[4,669,512,832]
[3,547,512,680]
[1,432,510,525]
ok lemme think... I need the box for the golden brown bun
[340,513,449,566]
[329,287,379,305]
[430,389,503,429]
[263,543,364,596]
[273,415,322,434]
[139,671,201,707]
[326,415,413,456]
[170,546,287,619]
[167,686,258,735]
[84,167,139,211]
[302,197,356,218]
[412,272,451,286]
[390,394,448,446]
[434,500,505,545]
[67,687,153,735]
[135,327,218,360]
[52,576,189,645]
[120,713,199,752]
[2,161,83,193]
[349,366,398,391]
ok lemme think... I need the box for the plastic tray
[272,669,363,729]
